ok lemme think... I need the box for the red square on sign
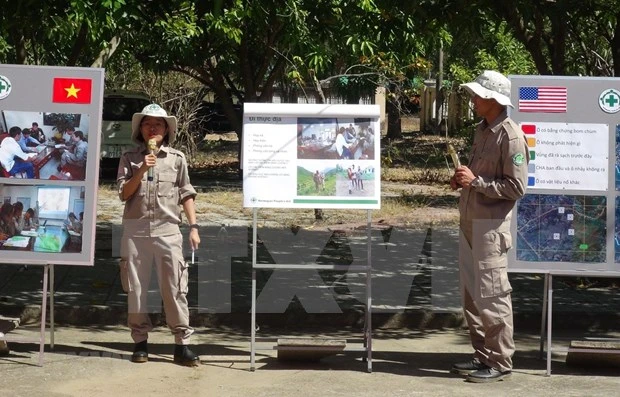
[52,78,92,104]
[521,124,536,134]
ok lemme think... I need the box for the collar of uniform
[480,109,508,135]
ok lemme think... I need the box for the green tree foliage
[4,0,620,145]
[430,0,620,76]
[127,1,436,139]
[448,20,537,85]
[0,0,140,66]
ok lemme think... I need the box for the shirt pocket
[475,149,500,173]
[157,171,177,198]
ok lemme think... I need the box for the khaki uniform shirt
[459,110,530,239]
[117,143,197,237]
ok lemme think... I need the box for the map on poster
[615,196,620,262]
[516,194,606,263]
[242,103,381,209]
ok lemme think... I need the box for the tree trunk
[91,36,121,68]
[386,99,402,139]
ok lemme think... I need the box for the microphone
[147,138,157,181]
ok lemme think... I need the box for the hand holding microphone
[147,138,157,181]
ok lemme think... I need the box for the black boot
[466,367,512,383]
[0,340,9,356]
[131,340,148,363]
[451,358,489,375]
[173,344,200,367]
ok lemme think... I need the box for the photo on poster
[296,162,337,196]
[297,117,376,160]
[0,110,90,181]
[0,184,85,253]
[296,160,376,197]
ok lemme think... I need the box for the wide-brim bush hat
[460,70,513,108]
[131,103,177,144]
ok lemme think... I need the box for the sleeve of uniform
[116,152,133,201]
[473,127,529,200]
[176,151,197,204]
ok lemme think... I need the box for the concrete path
[2,325,620,397]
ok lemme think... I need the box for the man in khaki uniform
[117,104,201,366]
[449,71,529,383]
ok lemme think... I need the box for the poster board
[242,103,381,209]
[0,64,104,266]
[508,75,620,275]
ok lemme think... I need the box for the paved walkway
[2,326,620,397]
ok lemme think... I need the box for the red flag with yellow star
[52,77,92,104]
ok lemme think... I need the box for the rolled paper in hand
[447,144,461,169]
[147,138,157,181]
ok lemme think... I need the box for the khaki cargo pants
[120,233,193,345]
[458,221,515,372]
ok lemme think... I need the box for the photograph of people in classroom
[0,110,89,181]
[296,117,375,160]
[0,184,84,253]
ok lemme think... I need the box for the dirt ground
[4,325,620,397]
[95,180,459,231]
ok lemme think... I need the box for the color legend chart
[518,122,608,191]
[521,123,537,187]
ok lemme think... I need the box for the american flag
[518,86,567,113]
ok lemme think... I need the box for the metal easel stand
[250,208,373,373]
[538,272,549,362]
[0,264,54,366]
[540,272,620,376]
[537,273,558,376]
[40,263,56,365]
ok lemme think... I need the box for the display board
[508,75,620,274]
[0,64,104,266]
[242,103,381,209]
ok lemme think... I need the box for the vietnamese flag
[52,77,92,104]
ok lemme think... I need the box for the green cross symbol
[605,93,619,108]
[0,80,6,92]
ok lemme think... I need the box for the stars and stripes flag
[518,86,567,113]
